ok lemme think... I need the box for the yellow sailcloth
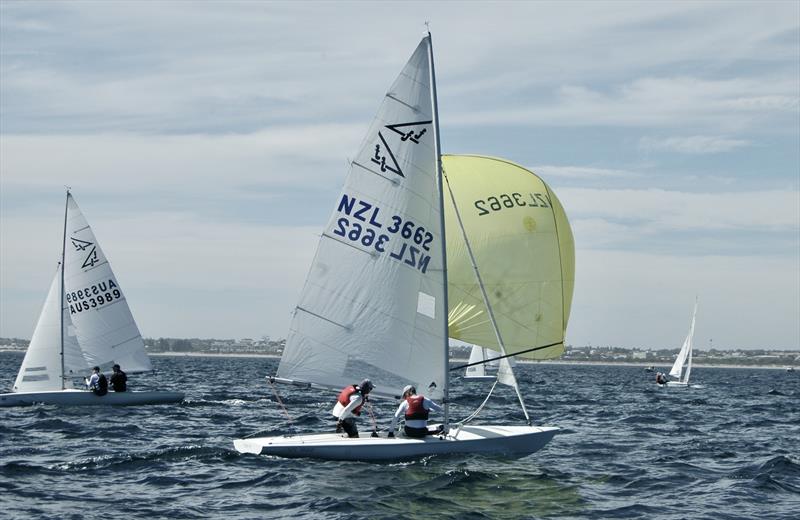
[443,155,575,360]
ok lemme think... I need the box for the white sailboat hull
[0,389,184,407]
[233,424,558,461]
[463,375,497,382]
[664,381,689,388]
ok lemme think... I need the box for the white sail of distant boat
[1,191,184,407]
[661,298,698,388]
[234,33,575,461]
[464,345,515,381]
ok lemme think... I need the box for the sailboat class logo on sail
[71,236,100,268]
[333,119,435,274]
[371,121,431,177]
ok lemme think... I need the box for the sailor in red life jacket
[331,379,374,438]
[388,385,444,438]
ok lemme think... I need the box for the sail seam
[351,160,401,185]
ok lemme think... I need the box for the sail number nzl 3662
[474,192,552,216]
[333,194,433,274]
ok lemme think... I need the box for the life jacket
[337,385,363,416]
[404,395,429,421]
[94,373,108,396]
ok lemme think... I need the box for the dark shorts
[403,426,429,438]
[334,416,359,438]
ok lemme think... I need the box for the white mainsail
[276,38,446,399]
[668,299,698,383]
[63,194,152,373]
[13,266,88,392]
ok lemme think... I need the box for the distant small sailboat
[0,191,184,407]
[659,299,698,388]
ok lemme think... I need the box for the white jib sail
[14,266,88,392]
[62,193,152,373]
[669,299,698,382]
[276,37,446,399]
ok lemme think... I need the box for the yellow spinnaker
[443,155,575,360]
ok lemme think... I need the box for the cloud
[559,187,800,234]
[532,165,641,179]
[639,135,751,154]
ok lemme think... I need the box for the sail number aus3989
[333,194,433,273]
[474,192,551,216]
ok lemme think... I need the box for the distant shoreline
[146,351,796,370]
[0,348,794,370]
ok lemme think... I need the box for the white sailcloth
[13,266,88,392]
[276,38,446,399]
[669,300,698,383]
[62,194,152,373]
[465,345,489,378]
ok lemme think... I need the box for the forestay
[276,38,446,399]
[443,155,575,360]
[63,194,152,373]
[13,267,88,392]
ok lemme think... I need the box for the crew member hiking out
[331,379,374,438]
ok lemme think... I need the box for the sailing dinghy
[660,299,698,388]
[234,34,574,461]
[0,192,184,407]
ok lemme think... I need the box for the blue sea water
[0,352,798,520]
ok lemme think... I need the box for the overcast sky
[1,1,798,350]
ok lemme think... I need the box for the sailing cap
[402,385,416,396]
[360,379,374,393]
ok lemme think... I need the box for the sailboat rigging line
[442,168,531,424]
[295,306,351,330]
[366,400,379,435]
[449,341,564,371]
[267,377,294,426]
[454,380,498,431]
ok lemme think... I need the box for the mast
[60,189,69,389]
[427,31,450,429]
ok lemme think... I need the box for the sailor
[389,385,443,438]
[331,379,374,438]
[110,364,127,392]
[85,366,108,396]
[656,372,668,385]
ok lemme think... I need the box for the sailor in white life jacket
[389,385,444,438]
[331,379,374,438]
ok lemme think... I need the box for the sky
[1,1,798,350]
